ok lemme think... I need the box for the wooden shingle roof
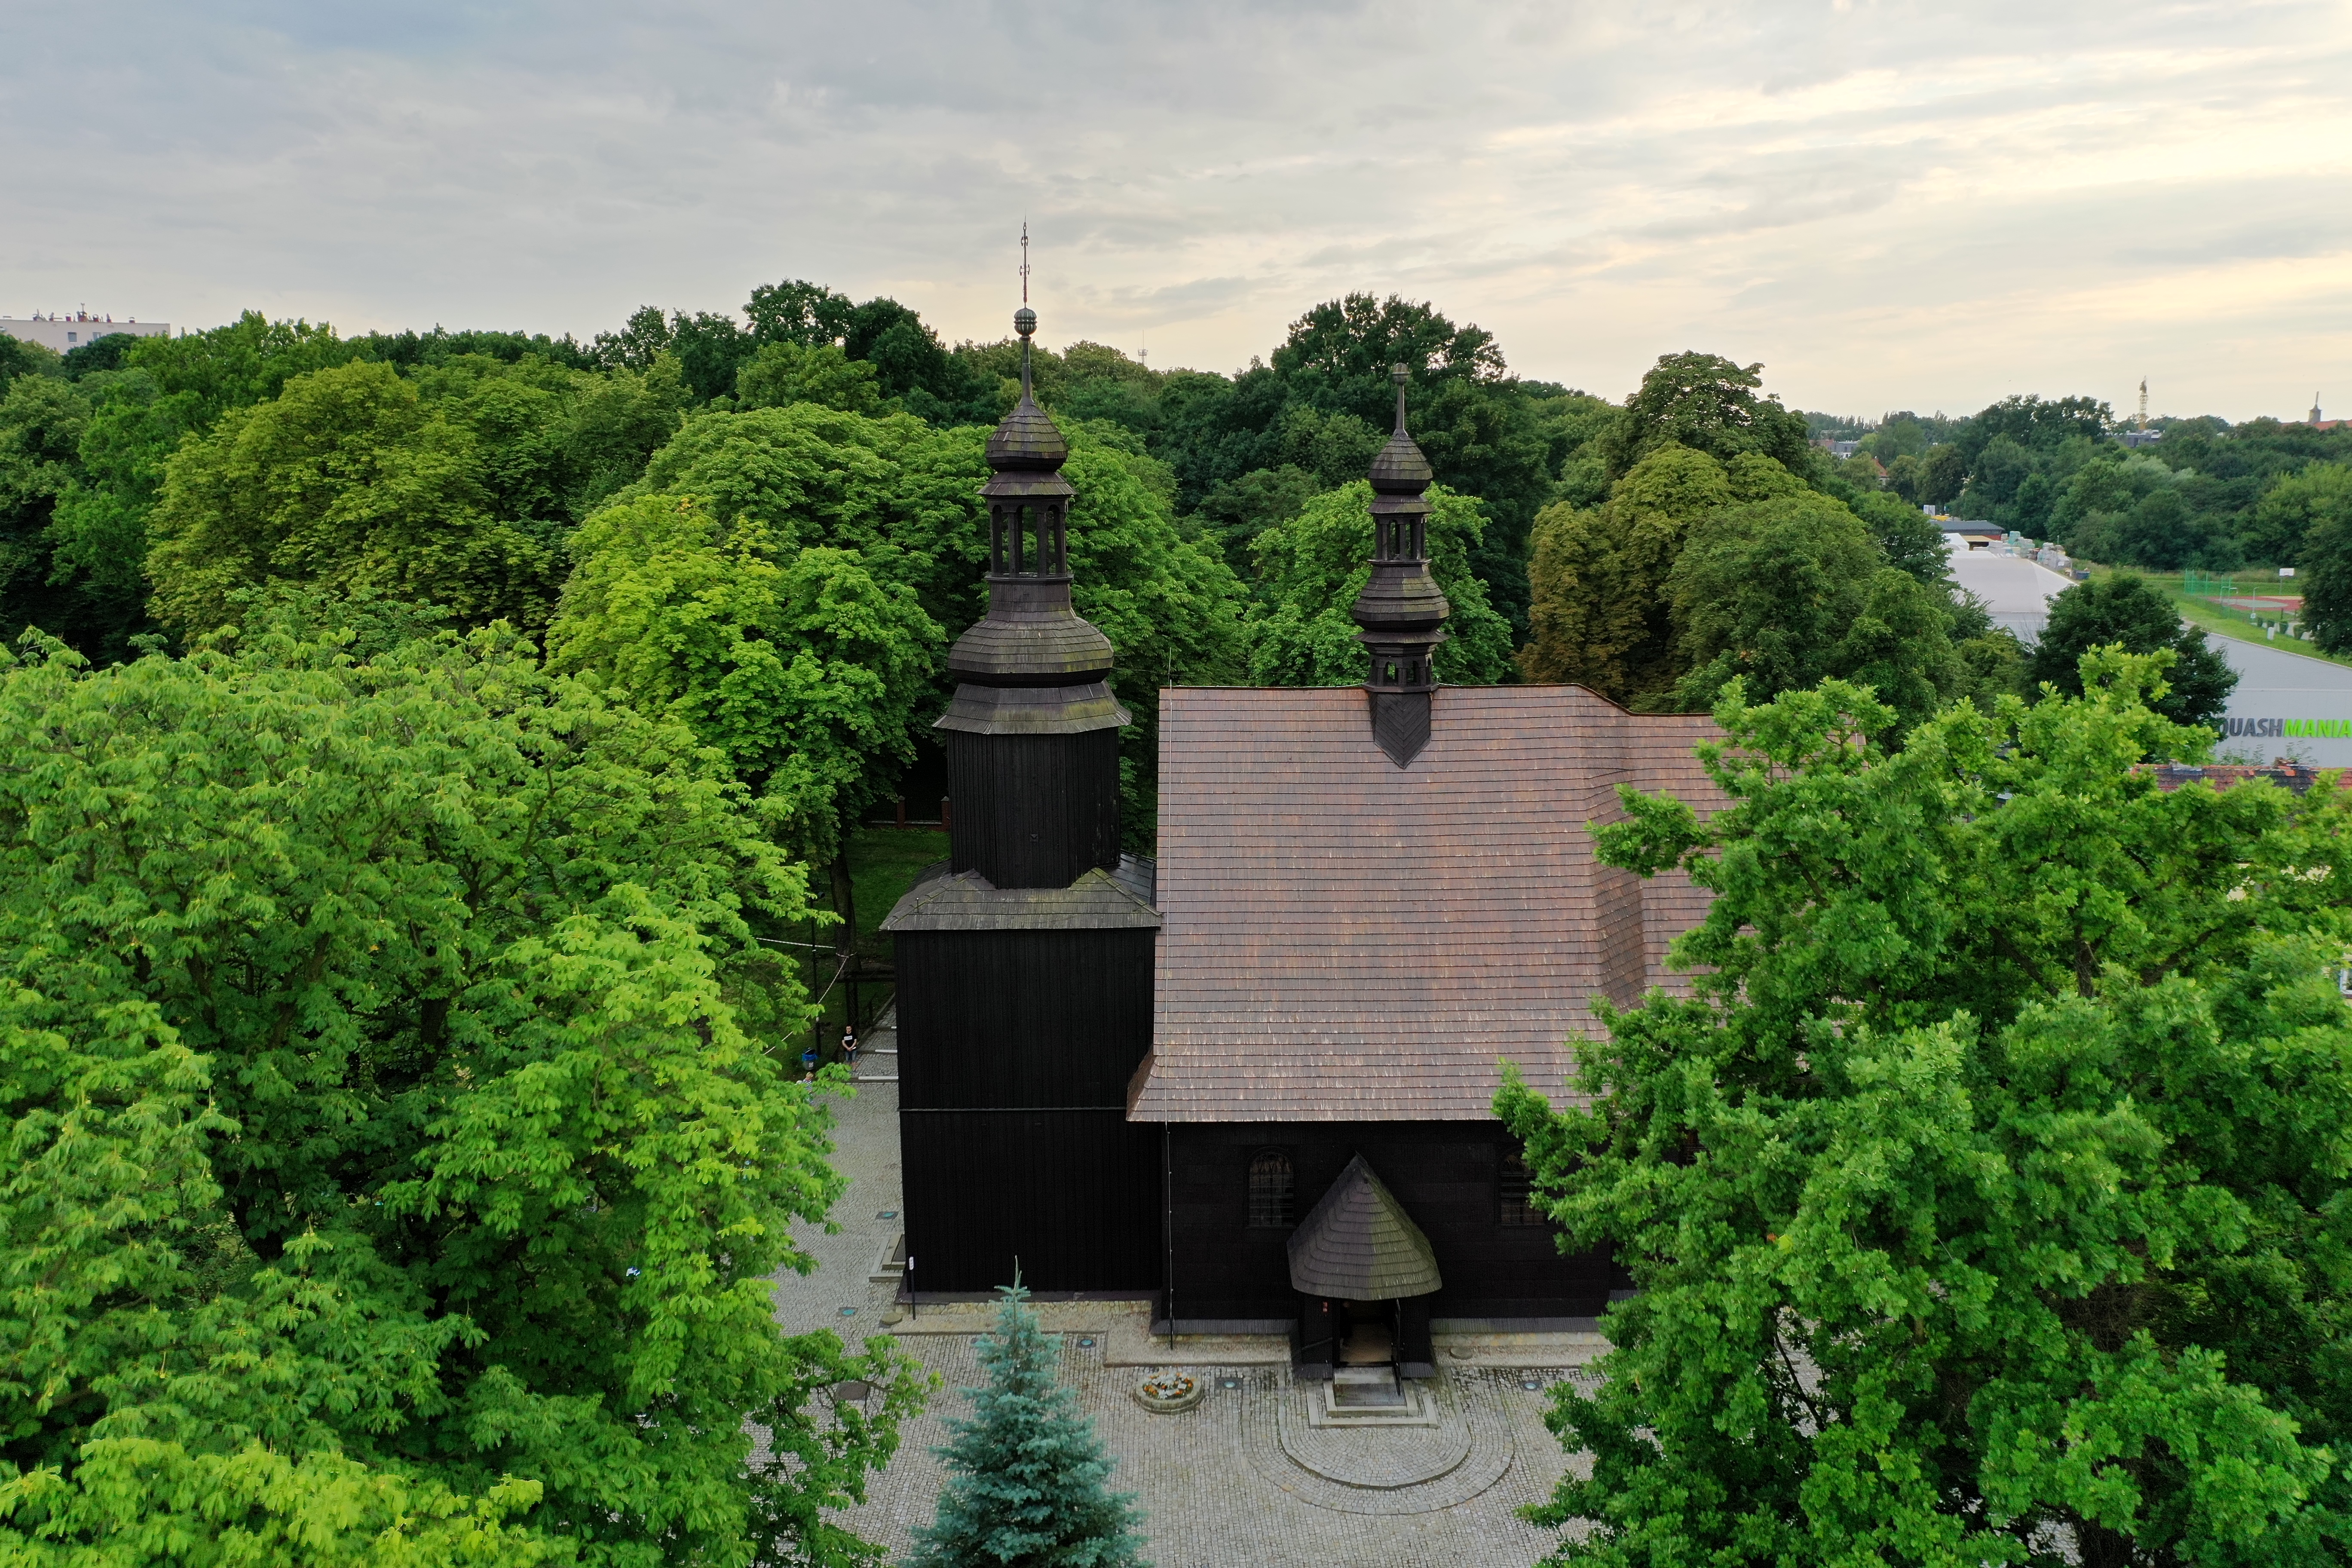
[1128,685,1723,1123]
[1287,1155,1443,1299]
[882,856,1161,932]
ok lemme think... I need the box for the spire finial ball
[1391,363,1408,386]
[1014,307,1037,339]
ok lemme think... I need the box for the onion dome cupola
[1351,364,1451,768]
[934,306,1129,889]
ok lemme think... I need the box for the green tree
[1665,487,1966,731]
[842,298,991,422]
[1956,392,2113,464]
[547,496,943,868]
[1054,342,1162,440]
[0,608,926,1565]
[2297,472,2352,653]
[350,324,598,373]
[2073,488,2242,573]
[577,404,1245,849]
[1246,479,1514,687]
[1191,463,1322,572]
[1920,442,1966,506]
[908,1281,1146,1568]
[0,373,97,648]
[0,333,62,395]
[2246,461,2352,569]
[42,313,363,655]
[1596,352,1817,483]
[2028,574,2237,728]
[1884,450,1926,504]
[1262,294,1553,634]
[1957,434,2036,517]
[746,279,857,348]
[1520,445,1735,702]
[735,342,889,415]
[144,360,561,638]
[1858,413,1930,466]
[1496,657,2350,1568]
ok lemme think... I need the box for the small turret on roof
[1350,364,1450,767]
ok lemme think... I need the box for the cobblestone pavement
[771,1007,1597,1568]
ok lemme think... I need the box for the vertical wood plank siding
[946,729,1122,888]
[903,1110,1164,1291]
[895,929,1156,1109]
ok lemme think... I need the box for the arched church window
[1498,1150,1543,1226]
[1247,1149,1295,1228]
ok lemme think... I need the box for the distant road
[2205,633,2352,767]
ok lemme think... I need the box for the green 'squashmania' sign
[2223,717,2352,739]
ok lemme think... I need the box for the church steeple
[1350,364,1450,768]
[934,299,1128,888]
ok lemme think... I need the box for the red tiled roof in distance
[1129,685,1725,1124]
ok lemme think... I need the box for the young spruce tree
[909,1281,1148,1568]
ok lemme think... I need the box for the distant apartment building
[1812,437,1863,459]
[0,310,169,353]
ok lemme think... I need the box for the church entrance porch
[1287,1156,1442,1382]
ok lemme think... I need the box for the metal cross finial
[1014,223,1037,396]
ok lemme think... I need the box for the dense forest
[13,278,2311,842]
[1798,396,2352,575]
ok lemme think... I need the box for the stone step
[1330,1366,1406,1409]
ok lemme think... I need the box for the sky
[5,0,2349,423]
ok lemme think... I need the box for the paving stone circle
[1244,1368,1528,1514]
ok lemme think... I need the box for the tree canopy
[145,360,561,638]
[0,606,925,1565]
[1498,655,2351,1567]
[1666,486,1969,732]
[1246,479,1515,688]
[1522,443,1998,731]
[1596,352,1818,483]
[549,403,1246,851]
[2027,574,2237,730]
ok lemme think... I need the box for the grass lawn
[782,825,950,1050]
[844,825,951,944]
[2081,565,2352,671]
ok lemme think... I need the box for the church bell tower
[937,306,1129,883]
[882,288,1165,1298]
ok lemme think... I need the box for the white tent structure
[1945,540,2075,642]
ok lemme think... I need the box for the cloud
[3,0,2347,418]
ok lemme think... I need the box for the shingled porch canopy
[1287,1155,1442,1299]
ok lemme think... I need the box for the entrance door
[1336,1300,1396,1367]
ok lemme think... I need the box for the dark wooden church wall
[1166,1122,1622,1321]
[902,1109,1163,1292]
[895,928,1156,1109]
[946,729,1122,888]
[896,923,1160,1292]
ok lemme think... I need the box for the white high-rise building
[0,310,170,354]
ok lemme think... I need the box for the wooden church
[884,305,1722,1380]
